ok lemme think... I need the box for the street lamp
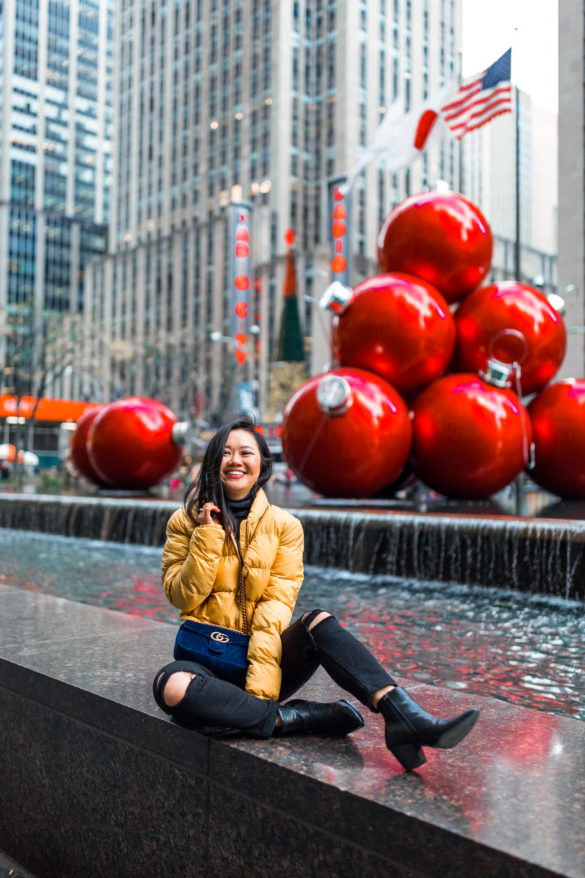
[546,293,566,316]
[209,326,260,344]
[209,331,234,344]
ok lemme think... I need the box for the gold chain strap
[238,567,249,636]
[238,504,270,636]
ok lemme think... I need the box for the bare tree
[107,328,203,422]
[1,301,83,485]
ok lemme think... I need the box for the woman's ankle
[370,684,396,711]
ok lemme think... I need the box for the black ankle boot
[275,699,364,736]
[378,687,479,771]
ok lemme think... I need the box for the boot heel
[387,739,427,771]
[379,687,479,771]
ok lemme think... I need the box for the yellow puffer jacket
[161,488,304,700]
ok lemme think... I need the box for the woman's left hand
[197,502,222,526]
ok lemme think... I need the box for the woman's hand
[197,502,222,526]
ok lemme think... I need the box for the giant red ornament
[87,397,185,490]
[281,368,412,498]
[454,282,567,396]
[326,273,455,395]
[411,371,532,499]
[69,405,105,484]
[528,379,585,499]
[377,191,493,304]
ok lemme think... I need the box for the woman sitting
[153,415,478,771]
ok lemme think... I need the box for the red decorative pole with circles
[228,202,253,414]
[232,211,251,366]
[327,177,353,287]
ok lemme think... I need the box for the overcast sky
[461,0,558,113]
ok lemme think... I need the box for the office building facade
[0,0,114,395]
[85,0,462,421]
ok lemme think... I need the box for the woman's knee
[161,670,195,708]
[301,608,333,631]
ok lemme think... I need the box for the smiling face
[220,429,262,500]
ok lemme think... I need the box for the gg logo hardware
[210,631,230,643]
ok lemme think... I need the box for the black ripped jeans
[153,610,395,738]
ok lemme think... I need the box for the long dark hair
[184,414,273,545]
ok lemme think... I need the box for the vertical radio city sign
[228,202,252,367]
[227,202,254,414]
[327,177,352,287]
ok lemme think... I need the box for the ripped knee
[161,670,195,708]
[301,609,332,631]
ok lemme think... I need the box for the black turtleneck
[226,489,255,530]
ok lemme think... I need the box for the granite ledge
[0,585,584,878]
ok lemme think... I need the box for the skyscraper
[0,0,114,386]
[85,0,462,421]
[558,0,585,378]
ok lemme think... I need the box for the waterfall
[0,493,177,546]
[293,509,585,601]
[1,494,584,599]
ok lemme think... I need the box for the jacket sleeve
[245,515,304,700]
[162,509,226,612]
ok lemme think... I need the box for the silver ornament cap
[171,421,190,446]
[316,374,352,416]
[479,358,515,388]
[318,281,355,315]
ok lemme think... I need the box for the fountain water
[1,493,584,599]
[296,509,585,600]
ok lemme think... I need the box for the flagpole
[457,49,464,194]
[512,21,521,282]
[514,83,521,280]
[513,36,522,514]
[458,138,464,195]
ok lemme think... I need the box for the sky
[461,0,558,113]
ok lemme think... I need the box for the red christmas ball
[528,380,585,499]
[281,368,412,498]
[69,406,105,484]
[330,273,455,395]
[454,282,567,396]
[87,397,184,490]
[411,373,532,499]
[377,191,493,304]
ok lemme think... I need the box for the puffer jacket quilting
[161,488,304,700]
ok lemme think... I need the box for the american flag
[442,49,512,139]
